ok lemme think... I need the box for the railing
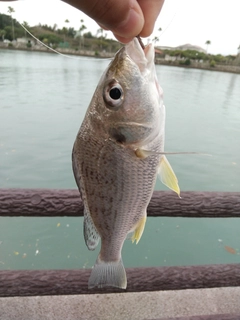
[1,189,240,218]
[0,189,240,319]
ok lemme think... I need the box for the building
[175,43,206,53]
[157,43,206,53]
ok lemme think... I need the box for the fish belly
[74,130,161,247]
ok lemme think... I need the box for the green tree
[0,29,6,41]
[67,27,76,38]
[210,60,216,67]
[205,40,211,53]
[38,33,61,45]
[84,32,93,39]
[4,26,12,40]
[7,6,15,40]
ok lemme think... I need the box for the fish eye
[109,87,122,100]
[103,81,124,109]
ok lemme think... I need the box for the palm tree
[7,6,15,40]
[64,19,69,42]
[205,40,211,53]
[22,21,30,38]
[97,28,104,50]
[53,23,58,31]
[79,19,87,49]
[97,28,104,38]
[152,36,159,45]
[155,27,162,46]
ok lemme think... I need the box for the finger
[137,0,165,37]
[113,34,135,44]
[65,0,144,40]
[97,23,109,31]
[98,24,138,44]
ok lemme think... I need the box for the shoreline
[156,58,240,74]
[1,44,240,74]
[0,43,114,59]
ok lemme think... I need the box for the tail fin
[88,256,127,289]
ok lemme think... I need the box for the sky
[0,0,240,55]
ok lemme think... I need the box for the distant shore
[0,42,113,59]
[1,43,240,74]
[156,58,240,74]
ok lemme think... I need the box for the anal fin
[131,216,147,244]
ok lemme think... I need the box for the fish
[72,38,180,289]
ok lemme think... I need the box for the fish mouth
[124,38,154,73]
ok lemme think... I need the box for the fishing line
[156,2,182,38]
[19,22,112,61]
[159,10,178,37]
[19,2,180,59]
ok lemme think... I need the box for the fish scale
[87,144,156,247]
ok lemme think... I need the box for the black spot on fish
[109,128,126,144]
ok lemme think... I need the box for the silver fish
[72,38,180,289]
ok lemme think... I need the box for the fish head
[93,38,165,147]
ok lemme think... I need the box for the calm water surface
[0,49,240,270]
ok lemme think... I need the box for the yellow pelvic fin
[158,155,181,198]
[131,216,147,244]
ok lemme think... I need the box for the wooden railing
[0,189,240,307]
[1,188,240,218]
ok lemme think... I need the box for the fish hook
[136,36,145,50]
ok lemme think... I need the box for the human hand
[63,0,164,43]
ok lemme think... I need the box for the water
[0,49,240,270]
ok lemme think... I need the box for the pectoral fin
[131,216,147,244]
[135,149,181,197]
[158,155,181,197]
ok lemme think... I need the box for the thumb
[66,0,144,41]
